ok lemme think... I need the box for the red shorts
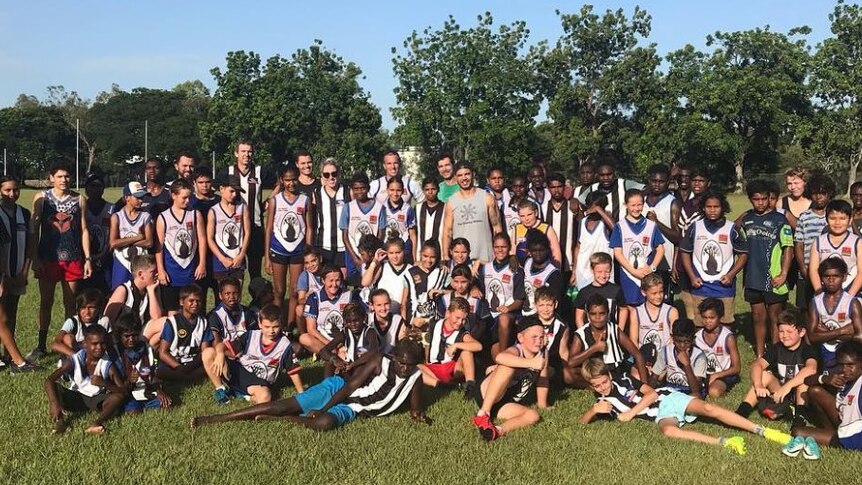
[425,360,460,384]
[39,260,84,282]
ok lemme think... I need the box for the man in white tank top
[644,164,681,304]
[442,162,503,263]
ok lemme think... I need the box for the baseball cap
[123,181,148,198]
[216,173,246,193]
[516,315,543,333]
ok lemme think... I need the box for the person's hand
[147,281,160,293]
[719,274,734,286]
[306,410,322,419]
[583,206,597,216]
[591,340,607,355]
[618,410,635,422]
[707,374,718,386]
[755,386,770,398]
[771,272,787,289]
[219,256,233,269]
[50,403,63,422]
[373,249,387,263]
[670,267,679,283]
[410,410,432,426]
[772,385,791,404]
[528,353,545,371]
[231,255,245,268]
[445,344,458,357]
[497,305,509,314]
[645,211,658,222]
[677,349,691,368]
[824,373,847,388]
[264,258,273,275]
[569,273,578,286]
[32,259,42,278]
[83,260,93,279]
[593,399,613,414]
[194,264,206,280]
[638,266,653,279]
[155,389,172,408]
[211,353,226,377]
[158,271,170,285]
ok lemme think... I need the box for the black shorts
[743,288,788,305]
[321,249,345,268]
[227,359,271,392]
[269,251,303,265]
[795,277,814,310]
[473,380,525,420]
[58,386,108,412]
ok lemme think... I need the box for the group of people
[0,143,859,459]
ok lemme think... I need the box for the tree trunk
[849,146,862,197]
[734,154,745,194]
[87,144,96,175]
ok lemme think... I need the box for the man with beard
[436,155,459,204]
[442,162,502,263]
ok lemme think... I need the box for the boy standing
[109,181,153,289]
[794,175,836,324]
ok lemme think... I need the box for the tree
[202,44,383,174]
[811,0,862,194]
[0,104,75,180]
[391,12,543,176]
[540,5,661,174]
[43,85,99,177]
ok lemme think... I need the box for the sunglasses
[322,171,338,179]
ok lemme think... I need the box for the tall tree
[391,12,543,176]
[44,86,98,176]
[0,104,75,180]
[811,0,862,194]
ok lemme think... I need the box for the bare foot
[84,424,105,434]
[51,419,67,434]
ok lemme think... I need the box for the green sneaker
[802,437,822,460]
[764,428,793,446]
[782,436,805,457]
[723,436,747,456]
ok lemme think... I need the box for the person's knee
[524,409,540,425]
[708,385,724,399]
[251,387,271,404]
[660,424,679,437]
[299,334,312,347]
[314,413,338,431]
[701,402,718,417]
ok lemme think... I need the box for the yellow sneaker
[764,428,792,446]
[723,436,747,456]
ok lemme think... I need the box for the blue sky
[0,1,839,129]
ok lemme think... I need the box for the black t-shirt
[573,282,625,323]
[140,189,172,218]
[764,341,818,384]
[297,179,321,199]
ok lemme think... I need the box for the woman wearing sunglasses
[312,158,351,275]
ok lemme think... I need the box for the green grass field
[1,189,859,484]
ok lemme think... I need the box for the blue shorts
[718,374,740,390]
[839,433,862,450]
[293,376,357,427]
[656,391,697,426]
[123,397,162,413]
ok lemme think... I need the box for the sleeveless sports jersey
[407,265,447,321]
[313,185,348,252]
[344,199,385,257]
[522,258,559,316]
[481,260,519,318]
[117,342,155,401]
[634,303,673,349]
[815,232,861,291]
[813,291,855,366]
[65,349,113,397]
[503,199,522,235]
[377,262,412,314]
[593,378,672,420]
[617,217,658,284]
[416,201,444,261]
[236,330,294,384]
[344,356,422,417]
[575,218,613,289]
[427,318,467,364]
[574,322,625,367]
[270,192,308,257]
[229,165,264,227]
[448,189,493,261]
[208,303,253,342]
[513,222,550,263]
[695,325,734,374]
[38,190,82,262]
[437,293,489,336]
[542,317,568,366]
[111,209,152,288]
[370,175,423,205]
[210,202,246,273]
[0,203,28,278]
[369,313,404,354]
[343,326,377,363]
[305,289,354,340]
[690,219,736,283]
[644,192,675,269]
[298,270,323,296]
[118,280,151,324]
[160,208,198,286]
[60,315,111,345]
[166,314,209,364]
[503,344,542,403]
[85,200,114,265]
[837,375,862,447]
[659,343,706,390]
[543,201,578,271]
[382,200,414,244]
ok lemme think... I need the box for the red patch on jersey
[268,358,280,367]
[839,313,847,321]
[297,207,304,215]
[716,346,724,354]
[186,222,193,229]
[533,278,543,286]
[849,394,856,405]
[658,322,663,331]
[369,215,378,224]
[843,247,852,256]
[719,234,728,244]
[412,274,422,283]
[339,303,347,310]
[502,274,511,283]
[234,214,241,221]
[397,214,405,221]
[642,236,650,244]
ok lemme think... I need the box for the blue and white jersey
[382,200,415,244]
[270,193,309,257]
[297,270,323,295]
[303,289,356,340]
[210,202,246,273]
[838,375,862,449]
[65,349,113,397]
[207,303,256,343]
[85,200,114,265]
[814,232,862,292]
[116,342,155,401]
[609,216,664,305]
[160,208,198,286]
[813,291,855,368]
[60,315,111,346]
[695,325,734,374]
[233,330,299,384]
[160,314,212,364]
[634,303,673,350]
[111,209,152,289]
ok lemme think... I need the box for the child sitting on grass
[652,319,707,397]
[44,325,126,434]
[51,289,110,357]
[423,297,482,397]
[694,298,741,398]
[112,314,171,413]
[579,357,791,455]
[318,302,381,377]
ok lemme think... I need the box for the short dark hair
[192,166,212,180]
[76,288,103,310]
[49,161,72,176]
[179,284,203,301]
[175,151,196,164]
[547,172,566,185]
[258,304,281,323]
[585,294,609,312]
[295,150,312,161]
[350,172,370,187]
[699,191,731,214]
[525,228,550,250]
[647,164,670,178]
[369,288,390,303]
[218,277,242,293]
[818,257,848,276]
[450,264,473,281]
[671,318,696,338]
[746,180,771,199]
[826,199,853,218]
[807,173,836,198]
[697,297,725,318]
[777,309,805,330]
[836,341,862,364]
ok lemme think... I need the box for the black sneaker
[10,361,41,374]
